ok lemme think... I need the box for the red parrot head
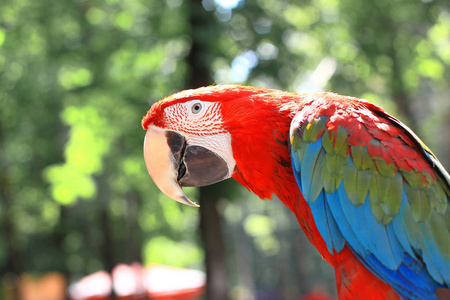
[141,85,299,207]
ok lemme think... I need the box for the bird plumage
[142,85,450,299]
[289,92,450,299]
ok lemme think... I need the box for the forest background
[1,0,450,299]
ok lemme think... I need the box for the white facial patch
[163,100,236,178]
[164,100,227,136]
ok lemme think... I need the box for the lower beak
[143,126,230,207]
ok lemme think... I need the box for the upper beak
[143,125,230,207]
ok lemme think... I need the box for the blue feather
[363,196,400,270]
[398,192,446,285]
[291,153,303,192]
[391,211,417,259]
[360,254,438,300]
[386,224,410,271]
[398,257,438,294]
[309,191,345,253]
[291,149,302,177]
[325,190,367,255]
[300,139,323,202]
[291,140,345,254]
[420,221,449,284]
[337,183,371,252]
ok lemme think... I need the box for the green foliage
[0,0,194,277]
[244,214,279,256]
[143,236,203,268]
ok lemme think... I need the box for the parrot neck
[223,93,300,206]
[223,93,336,264]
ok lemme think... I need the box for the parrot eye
[191,102,203,114]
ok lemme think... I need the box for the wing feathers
[289,95,450,298]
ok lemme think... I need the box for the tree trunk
[0,123,21,300]
[97,174,116,300]
[186,1,229,299]
[443,111,450,171]
[388,28,417,130]
[199,187,228,300]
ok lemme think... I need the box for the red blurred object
[145,265,205,300]
[299,289,335,300]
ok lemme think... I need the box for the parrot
[141,85,450,300]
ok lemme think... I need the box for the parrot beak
[144,125,231,207]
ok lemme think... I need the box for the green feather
[370,201,393,225]
[368,171,402,224]
[297,141,308,163]
[371,201,385,223]
[429,214,450,259]
[290,133,301,151]
[323,153,338,193]
[325,155,346,193]
[423,172,434,185]
[322,162,334,194]
[361,146,376,172]
[334,126,349,156]
[445,209,450,236]
[322,129,334,153]
[343,159,357,204]
[309,149,325,203]
[322,129,350,194]
[369,172,390,205]
[442,178,450,196]
[356,169,372,205]
[351,145,363,169]
[309,117,327,143]
[429,183,447,213]
[419,189,432,222]
[402,203,423,249]
[303,123,312,142]
[303,118,326,143]
[351,145,376,172]
[403,170,427,189]
[326,152,338,172]
[322,154,346,193]
[406,183,432,222]
[374,158,396,177]
[343,159,367,206]
[381,171,403,217]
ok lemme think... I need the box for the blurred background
[0,0,449,299]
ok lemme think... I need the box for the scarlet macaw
[141,85,450,299]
